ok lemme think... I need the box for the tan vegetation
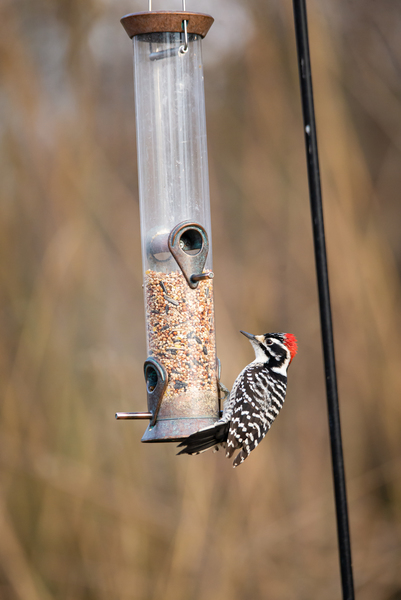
[0,0,400,598]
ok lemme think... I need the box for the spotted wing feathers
[177,365,287,467]
[225,365,287,467]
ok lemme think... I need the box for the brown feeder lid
[121,11,214,39]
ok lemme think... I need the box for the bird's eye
[266,339,273,345]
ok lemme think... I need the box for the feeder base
[141,416,216,442]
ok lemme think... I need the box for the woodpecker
[177,331,298,467]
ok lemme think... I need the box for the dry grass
[1,0,401,598]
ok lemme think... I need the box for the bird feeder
[116,5,220,442]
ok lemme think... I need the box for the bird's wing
[225,365,273,461]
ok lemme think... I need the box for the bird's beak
[240,330,255,340]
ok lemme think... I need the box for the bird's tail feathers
[177,421,230,456]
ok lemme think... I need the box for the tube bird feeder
[116,6,220,442]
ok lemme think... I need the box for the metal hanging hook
[179,20,189,54]
[148,0,188,12]
[179,0,189,54]
[148,1,188,54]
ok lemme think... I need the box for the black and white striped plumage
[177,331,298,467]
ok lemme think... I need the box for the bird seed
[145,270,218,406]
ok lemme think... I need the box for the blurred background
[1,0,401,598]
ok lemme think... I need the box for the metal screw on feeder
[116,2,221,442]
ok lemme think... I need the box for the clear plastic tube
[130,27,218,441]
[133,32,212,272]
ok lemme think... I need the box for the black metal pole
[291,1,355,598]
